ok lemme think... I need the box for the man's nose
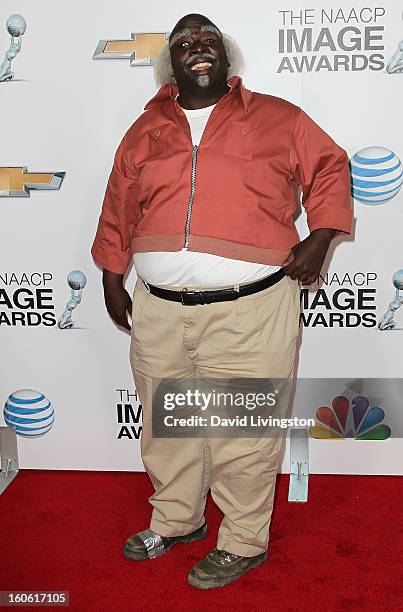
[189,38,209,55]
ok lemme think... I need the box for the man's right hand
[102,269,132,331]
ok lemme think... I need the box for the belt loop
[142,279,151,293]
[233,283,240,293]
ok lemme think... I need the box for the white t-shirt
[133,102,281,288]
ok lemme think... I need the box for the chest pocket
[147,122,173,158]
[223,121,258,160]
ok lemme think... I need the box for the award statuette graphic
[387,39,403,73]
[57,270,87,330]
[378,270,403,330]
[0,14,26,82]
[387,11,403,74]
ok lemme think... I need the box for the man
[91,13,352,589]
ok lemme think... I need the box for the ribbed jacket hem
[132,234,294,266]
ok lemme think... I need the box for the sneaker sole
[187,551,268,590]
[123,523,207,561]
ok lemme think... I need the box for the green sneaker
[187,548,268,589]
[123,523,207,561]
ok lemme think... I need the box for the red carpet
[1,471,402,611]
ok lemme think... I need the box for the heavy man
[92,13,352,589]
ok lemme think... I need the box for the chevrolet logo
[0,167,65,197]
[93,32,169,65]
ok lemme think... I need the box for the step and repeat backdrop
[1,0,402,473]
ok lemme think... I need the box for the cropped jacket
[91,75,352,274]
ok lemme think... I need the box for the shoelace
[211,548,241,565]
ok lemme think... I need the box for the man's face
[169,19,229,90]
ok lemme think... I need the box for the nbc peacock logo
[309,395,391,440]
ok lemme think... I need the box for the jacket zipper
[183,144,199,249]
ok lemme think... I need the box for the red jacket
[91,75,353,274]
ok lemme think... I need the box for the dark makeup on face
[169,17,230,109]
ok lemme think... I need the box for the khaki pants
[129,273,301,557]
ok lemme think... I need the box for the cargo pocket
[147,122,173,158]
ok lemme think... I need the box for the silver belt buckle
[180,287,192,305]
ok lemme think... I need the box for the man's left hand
[282,228,336,285]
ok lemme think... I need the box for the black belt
[145,268,285,306]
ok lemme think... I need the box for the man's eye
[179,40,191,47]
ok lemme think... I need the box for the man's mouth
[190,61,213,72]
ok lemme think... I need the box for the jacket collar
[144,75,252,112]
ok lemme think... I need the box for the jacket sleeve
[290,108,353,236]
[91,134,141,274]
